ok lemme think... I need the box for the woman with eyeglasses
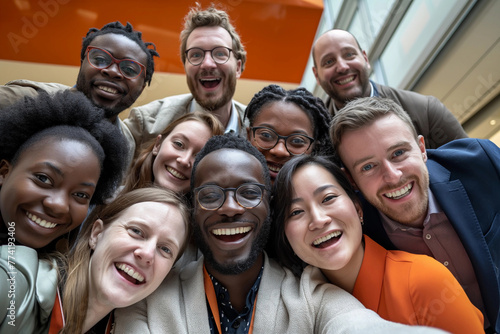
[271,155,484,333]
[244,84,334,184]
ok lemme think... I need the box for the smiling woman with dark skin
[244,84,334,184]
[0,91,128,333]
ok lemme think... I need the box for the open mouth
[384,182,413,200]
[26,212,58,229]
[313,231,342,249]
[335,75,355,86]
[115,263,145,285]
[267,162,283,173]
[166,166,187,180]
[200,78,221,89]
[212,226,252,242]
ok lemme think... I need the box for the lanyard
[203,266,257,334]
[49,288,64,334]
[48,287,114,334]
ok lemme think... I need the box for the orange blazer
[353,235,484,333]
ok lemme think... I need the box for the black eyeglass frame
[251,126,315,156]
[185,46,233,66]
[194,183,268,211]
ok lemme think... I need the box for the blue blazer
[362,138,500,332]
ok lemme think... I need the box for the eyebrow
[290,184,337,204]
[351,141,411,170]
[41,162,96,188]
[256,124,311,136]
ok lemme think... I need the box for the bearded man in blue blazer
[330,97,500,334]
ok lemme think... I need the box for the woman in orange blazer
[271,155,484,334]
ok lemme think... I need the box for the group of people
[0,3,498,334]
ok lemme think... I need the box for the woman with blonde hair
[55,187,190,333]
[122,111,224,195]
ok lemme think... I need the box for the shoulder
[130,93,194,117]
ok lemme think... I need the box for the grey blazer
[114,254,447,333]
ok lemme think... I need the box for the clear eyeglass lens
[88,49,141,78]
[197,184,263,209]
[254,128,310,154]
[187,47,230,65]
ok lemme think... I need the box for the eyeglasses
[185,47,233,66]
[85,46,146,79]
[194,183,267,211]
[251,126,314,155]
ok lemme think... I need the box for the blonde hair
[122,111,224,194]
[59,187,190,333]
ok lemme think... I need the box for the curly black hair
[81,21,159,86]
[244,84,335,157]
[190,133,271,192]
[0,90,129,205]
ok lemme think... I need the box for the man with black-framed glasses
[123,3,248,159]
[115,133,447,334]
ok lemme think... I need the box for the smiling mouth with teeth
[313,231,342,248]
[212,226,252,242]
[384,183,413,200]
[335,76,355,85]
[166,166,187,180]
[115,263,145,285]
[26,212,58,229]
[97,85,119,94]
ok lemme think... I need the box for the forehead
[339,115,416,161]
[89,33,148,63]
[21,137,97,163]
[314,31,359,57]
[195,149,264,187]
[168,120,209,137]
[253,101,314,134]
[186,26,233,49]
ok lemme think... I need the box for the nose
[335,57,349,73]
[200,51,217,68]
[269,139,290,158]
[217,190,245,217]
[308,206,331,230]
[176,151,192,168]
[381,160,402,183]
[134,240,155,265]
[101,62,124,79]
[43,191,70,217]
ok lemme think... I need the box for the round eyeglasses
[86,46,146,79]
[251,126,315,156]
[185,47,233,66]
[194,183,267,211]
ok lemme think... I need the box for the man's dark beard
[192,216,271,275]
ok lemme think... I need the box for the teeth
[26,212,57,228]
[385,183,413,199]
[268,164,281,173]
[337,76,355,85]
[167,166,187,180]
[313,231,342,246]
[98,85,118,94]
[200,78,220,82]
[212,226,252,236]
[116,263,145,283]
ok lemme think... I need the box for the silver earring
[360,216,364,225]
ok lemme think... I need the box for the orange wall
[1,0,323,83]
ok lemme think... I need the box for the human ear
[152,135,163,156]
[89,219,104,249]
[417,135,427,161]
[0,160,12,186]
